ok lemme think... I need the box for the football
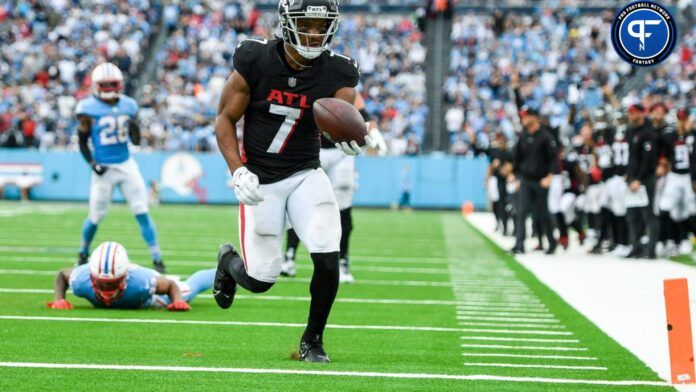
[313,97,367,146]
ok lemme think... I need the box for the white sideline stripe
[461,344,588,352]
[456,311,555,318]
[0,315,573,335]
[457,322,566,329]
[0,362,671,386]
[462,363,607,371]
[456,316,560,324]
[460,336,579,343]
[461,353,598,361]
[0,288,463,306]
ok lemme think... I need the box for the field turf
[0,202,669,390]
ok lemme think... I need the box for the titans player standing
[74,63,166,273]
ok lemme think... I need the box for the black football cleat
[153,258,167,274]
[213,243,239,309]
[76,252,89,266]
[299,334,330,363]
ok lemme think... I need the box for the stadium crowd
[141,6,427,155]
[0,1,693,158]
[445,6,695,156]
[0,0,161,150]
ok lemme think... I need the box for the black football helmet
[278,0,340,60]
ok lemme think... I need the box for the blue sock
[80,219,98,255]
[183,269,215,302]
[135,213,161,261]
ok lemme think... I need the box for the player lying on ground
[48,242,214,310]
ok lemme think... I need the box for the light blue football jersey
[70,264,157,309]
[75,95,139,164]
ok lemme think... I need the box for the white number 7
[267,104,303,153]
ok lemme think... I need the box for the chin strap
[283,44,313,69]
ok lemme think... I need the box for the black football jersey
[594,131,613,178]
[560,154,581,195]
[488,147,512,179]
[664,131,694,174]
[574,143,598,184]
[610,128,630,177]
[233,38,360,184]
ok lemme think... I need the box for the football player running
[281,93,386,283]
[75,63,166,273]
[48,242,214,310]
[213,0,373,363]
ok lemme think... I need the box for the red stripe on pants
[240,203,248,271]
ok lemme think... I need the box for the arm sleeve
[543,135,558,175]
[513,139,522,175]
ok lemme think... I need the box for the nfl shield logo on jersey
[288,77,297,87]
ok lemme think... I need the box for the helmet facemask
[90,274,127,306]
[279,4,339,60]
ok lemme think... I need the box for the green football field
[0,201,672,391]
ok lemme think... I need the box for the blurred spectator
[0,0,161,149]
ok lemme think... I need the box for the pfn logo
[627,19,662,51]
[611,1,677,66]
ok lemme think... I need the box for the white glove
[233,166,264,206]
[335,139,367,156]
[367,125,387,156]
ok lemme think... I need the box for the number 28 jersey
[233,38,360,184]
[75,95,138,164]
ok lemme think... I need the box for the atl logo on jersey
[266,89,311,109]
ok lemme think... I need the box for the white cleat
[680,240,693,256]
[280,260,297,277]
[339,260,354,284]
[613,245,632,258]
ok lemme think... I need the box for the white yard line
[0,266,453,287]
[456,322,566,329]
[0,361,670,386]
[461,353,597,360]
[455,304,548,311]
[462,362,607,371]
[0,315,573,335]
[460,344,587,351]
[456,310,555,318]
[454,301,546,309]
[456,316,560,324]
[0,288,463,306]
[0,269,56,276]
[459,336,579,343]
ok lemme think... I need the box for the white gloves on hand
[367,126,387,156]
[233,166,264,206]
[335,139,367,156]
[335,122,382,156]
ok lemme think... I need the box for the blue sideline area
[0,149,488,209]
